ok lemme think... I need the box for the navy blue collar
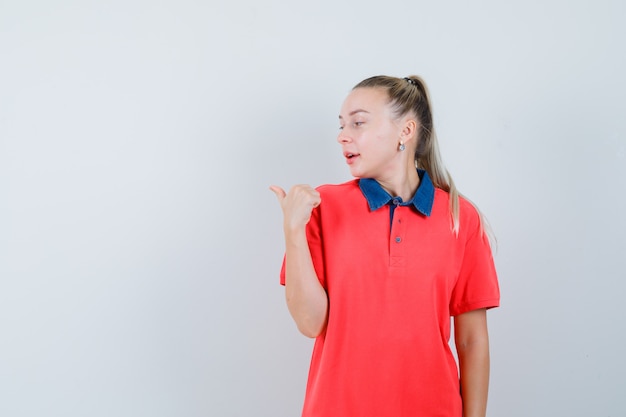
[358,169,435,216]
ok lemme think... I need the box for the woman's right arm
[270,185,329,338]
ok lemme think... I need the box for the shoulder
[311,179,368,217]
[458,195,481,223]
[315,179,361,199]
[458,195,488,245]
[432,188,483,235]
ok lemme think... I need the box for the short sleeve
[449,212,500,316]
[279,203,326,288]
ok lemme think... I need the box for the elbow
[286,291,328,338]
[456,337,490,366]
[299,328,321,338]
[296,317,327,338]
[456,335,489,354]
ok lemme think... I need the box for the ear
[400,118,418,144]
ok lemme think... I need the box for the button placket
[389,207,407,268]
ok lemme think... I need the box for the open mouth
[344,152,360,165]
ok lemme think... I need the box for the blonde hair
[354,75,494,244]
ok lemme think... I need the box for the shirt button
[395,236,402,243]
[392,198,401,205]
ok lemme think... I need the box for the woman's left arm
[454,308,490,417]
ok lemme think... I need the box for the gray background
[1,0,625,416]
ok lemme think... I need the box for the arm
[271,185,329,338]
[454,308,490,417]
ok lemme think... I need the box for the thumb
[269,185,286,202]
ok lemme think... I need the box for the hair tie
[403,77,416,86]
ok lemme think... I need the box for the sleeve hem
[451,298,500,316]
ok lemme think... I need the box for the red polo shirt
[280,171,500,417]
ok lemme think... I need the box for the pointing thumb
[269,185,286,202]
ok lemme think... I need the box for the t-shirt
[280,171,500,417]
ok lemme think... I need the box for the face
[337,87,405,179]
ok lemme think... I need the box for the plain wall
[1,0,625,416]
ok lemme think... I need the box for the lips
[344,151,360,165]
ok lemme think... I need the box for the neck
[377,166,420,201]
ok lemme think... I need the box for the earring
[398,141,406,152]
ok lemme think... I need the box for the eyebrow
[338,109,370,119]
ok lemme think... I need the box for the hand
[269,185,321,232]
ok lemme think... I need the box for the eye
[354,121,364,127]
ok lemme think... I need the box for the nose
[337,130,351,144]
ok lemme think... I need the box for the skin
[337,87,419,200]
[270,87,491,417]
[455,308,491,417]
[268,183,327,337]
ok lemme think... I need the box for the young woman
[270,75,500,417]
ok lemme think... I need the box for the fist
[270,184,321,231]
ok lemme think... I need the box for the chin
[348,168,367,179]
